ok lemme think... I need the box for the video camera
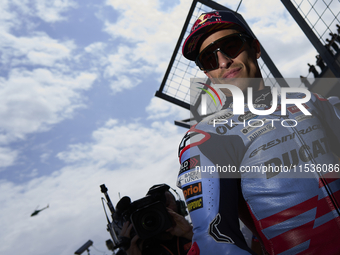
[100,184,186,251]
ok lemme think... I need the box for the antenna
[236,0,243,12]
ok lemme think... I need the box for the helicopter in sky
[31,204,49,217]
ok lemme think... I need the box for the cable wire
[91,244,107,254]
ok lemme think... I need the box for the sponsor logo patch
[264,137,327,179]
[241,118,267,135]
[247,124,276,141]
[287,104,309,114]
[191,12,222,32]
[187,197,203,212]
[249,124,320,158]
[216,125,228,135]
[296,114,313,123]
[177,169,202,188]
[238,111,258,122]
[265,104,281,112]
[179,155,200,175]
[254,92,270,103]
[208,111,234,125]
[183,182,202,200]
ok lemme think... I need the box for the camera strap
[159,236,180,255]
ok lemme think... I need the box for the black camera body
[113,184,173,240]
[101,183,187,251]
[125,195,172,240]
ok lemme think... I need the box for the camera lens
[131,201,172,239]
[141,211,161,231]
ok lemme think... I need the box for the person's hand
[120,221,142,255]
[166,208,193,240]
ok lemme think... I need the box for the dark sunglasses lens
[220,37,244,58]
[198,35,244,71]
[199,51,218,70]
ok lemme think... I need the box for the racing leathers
[177,86,340,255]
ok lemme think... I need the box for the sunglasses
[195,33,251,71]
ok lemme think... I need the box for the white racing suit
[177,87,340,255]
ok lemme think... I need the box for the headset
[147,183,188,217]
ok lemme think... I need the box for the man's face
[199,29,263,94]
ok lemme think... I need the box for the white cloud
[109,75,142,93]
[0,31,75,67]
[84,42,106,54]
[146,97,188,120]
[0,147,18,168]
[104,0,167,40]
[104,46,149,76]
[40,152,51,163]
[57,118,181,168]
[34,0,78,23]
[22,168,39,178]
[102,41,170,93]
[0,68,97,144]
[0,0,19,32]
[0,1,190,254]
[2,0,77,25]
[103,45,151,93]
[0,1,98,169]
[100,0,191,93]
[0,0,80,85]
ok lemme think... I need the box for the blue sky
[0,0,331,254]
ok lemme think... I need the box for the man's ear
[252,39,261,59]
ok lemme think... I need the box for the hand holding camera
[166,208,193,241]
[119,221,142,255]
[101,183,191,255]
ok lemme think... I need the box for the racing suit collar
[222,86,272,109]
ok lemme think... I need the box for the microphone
[114,196,131,220]
[100,184,115,214]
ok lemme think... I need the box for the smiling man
[177,10,340,255]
